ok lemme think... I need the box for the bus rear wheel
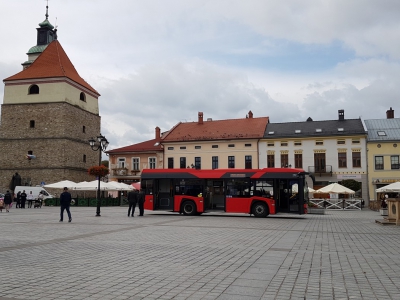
[182,201,197,216]
[252,202,269,218]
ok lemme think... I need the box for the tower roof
[4,40,99,96]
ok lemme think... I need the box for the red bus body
[142,168,309,217]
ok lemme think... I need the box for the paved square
[1,207,400,299]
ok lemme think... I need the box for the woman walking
[4,190,13,212]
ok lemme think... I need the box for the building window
[132,158,139,170]
[195,146,201,149]
[352,152,361,168]
[228,144,235,148]
[281,154,289,167]
[212,145,218,148]
[180,157,186,169]
[294,142,302,146]
[245,144,252,147]
[294,154,302,168]
[338,153,347,168]
[28,150,33,155]
[180,146,186,150]
[149,157,156,169]
[375,156,384,170]
[212,156,218,169]
[80,92,86,101]
[83,154,86,163]
[314,153,326,172]
[82,126,86,133]
[245,156,252,169]
[29,84,39,94]
[228,156,235,168]
[352,139,360,144]
[194,157,201,169]
[281,142,288,146]
[167,147,174,150]
[30,120,35,128]
[168,157,174,169]
[337,140,345,145]
[267,155,275,168]
[391,155,399,169]
[316,140,324,145]
[118,158,126,168]
[267,143,274,147]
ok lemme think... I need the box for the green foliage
[340,179,361,192]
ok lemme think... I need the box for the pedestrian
[16,191,21,208]
[27,191,34,208]
[37,192,44,208]
[4,190,13,212]
[127,189,138,217]
[138,188,145,216]
[20,190,27,208]
[59,187,72,222]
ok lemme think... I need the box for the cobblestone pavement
[0,207,400,300]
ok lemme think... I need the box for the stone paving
[1,206,400,300]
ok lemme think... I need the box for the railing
[308,165,333,175]
[309,198,363,210]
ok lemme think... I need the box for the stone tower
[0,6,101,190]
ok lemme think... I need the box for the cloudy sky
[1,0,399,149]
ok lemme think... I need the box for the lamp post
[89,134,109,217]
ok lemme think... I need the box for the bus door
[207,180,224,210]
[154,179,174,211]
[276,179,301,213]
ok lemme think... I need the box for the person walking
[4,190,13,212]
[16,191,21,208]
[127,189,138,217]
[27,191,34,208]
[138,188,145,216]
[59,187,72,222]
[20,190,27,208]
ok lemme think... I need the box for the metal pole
[95,146,102,217]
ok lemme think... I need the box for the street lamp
[89,134,109,217]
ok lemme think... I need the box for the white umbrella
[73,180,115,191]
[376,181,400,193]
[314,183,355,194]
[108,181,134,191]
[44,180,77,189]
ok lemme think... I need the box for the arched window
[83,154,87,163]
[29,85,39,94]
[80,92,86,101]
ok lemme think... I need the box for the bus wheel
[252,202,269,218]
[182,201,197,216]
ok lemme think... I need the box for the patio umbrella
[131,182,141,190]
[108,181,134,191]
[44,180,77,189]
[314,183,355,194]
[376,181,400,193]
[73,180,115,191]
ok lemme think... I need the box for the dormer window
[295,130,301,133]
[80,92,86,102]
[29,84,39,94]
[268,131,275,135]
[316,129,322,132]
[338,128,344,132]
[377,131,386,136]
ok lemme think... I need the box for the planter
[308,208,325,215]
[380,208,388,216]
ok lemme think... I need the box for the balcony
[308,165,333,176]
[112,168,128,176]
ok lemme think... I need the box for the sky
[1,0,400,150]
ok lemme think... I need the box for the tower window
[83,155,86,163]
[80,92,86,101]
[28,151,33,155]
[29,85,39,94]
[30,120,35,128]
[83,126,86,133]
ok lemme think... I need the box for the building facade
[0,7,101,190]
[259,110,368,201]
[365,108,400,201]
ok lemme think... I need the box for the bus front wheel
[182,201,197,216]
[252,202,269,218]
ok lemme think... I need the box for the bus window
[174,179,203,196]
[254,180,274,198]
[226,179,251,197]
[142,179,153,194]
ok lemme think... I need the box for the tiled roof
[107,138,163,154]
[4,40,99,96]
[364,118,400,141]
[264,119,366,138]
[162,117,269,142]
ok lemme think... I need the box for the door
[155,179,174,210]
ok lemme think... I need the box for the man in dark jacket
[4,190,12,212]
[20,190,27,208]
[137,188,145,216]
[59,187,72,222]
[16,191,21,208]
[127,190,138,217]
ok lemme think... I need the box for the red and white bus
[141,168,310,217]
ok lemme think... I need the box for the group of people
[0,190,43,212]
[127,188,145,217]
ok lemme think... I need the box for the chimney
[387,107,394,119]
[155,127,161,140]
[338,109,344,121]
[198,112,203,124]
[248,110,253,118]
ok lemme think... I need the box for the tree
[340,179,361,192]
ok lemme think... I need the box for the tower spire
[45,0,49,20]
